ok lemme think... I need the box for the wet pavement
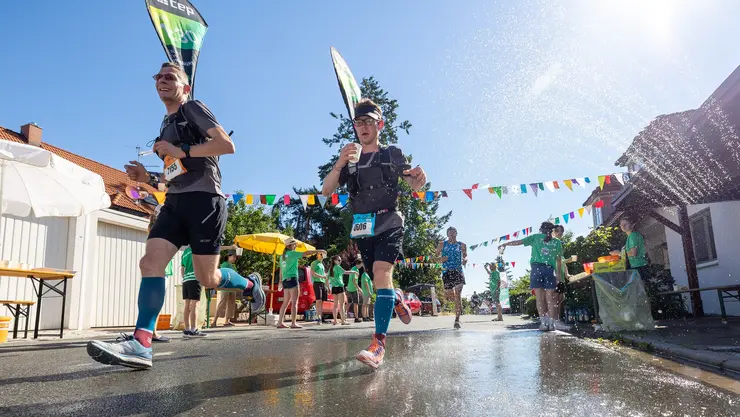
[1,317,738,417]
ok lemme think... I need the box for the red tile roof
[0,126,156,217]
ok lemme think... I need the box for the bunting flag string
[467,198,603,252]
[214,173,628,211]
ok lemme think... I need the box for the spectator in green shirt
[277,237,325,329]
[310,252,329,324]
[330,255,351,326]
[212,250,239,328]
[347,258,364,323]
[499,221,565,332]
[181,246,207,338]
[612,216,651,281]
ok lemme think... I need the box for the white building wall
[0,214,72,330]
[72,208,183,330]
[1,206,186,333]
[662,202,740,316]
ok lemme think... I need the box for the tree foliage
[563,226,626,274]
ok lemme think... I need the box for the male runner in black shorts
[86,62,265,369]
[322,98,427,369]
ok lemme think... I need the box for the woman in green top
[499,221,564,332]
[329,255,355,326]
[611,217,650,279]
[310,252,329,324]
[347,258,364,323]
[212,250,239,328]
[360,265,374,322]
[277,238,326,329]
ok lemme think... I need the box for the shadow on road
[0,357,373,416]
[0,341,88,354]
[0,355,210,387]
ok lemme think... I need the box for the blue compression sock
[374,288,395,336]
[218,268,249,290]
[134,277,166,347]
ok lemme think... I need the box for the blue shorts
[282,278,298,289]
[530,263,556,290]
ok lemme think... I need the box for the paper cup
[348,143,361,164]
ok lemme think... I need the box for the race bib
[350,214,376,239]
[163,156,187,182]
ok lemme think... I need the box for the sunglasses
[353,118,378,127]
[152,73,180,82]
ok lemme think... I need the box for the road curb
[621,334,740,373]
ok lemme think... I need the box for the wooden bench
[658,284,740,324]
[1,300,35,339]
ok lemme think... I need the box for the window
[594,206,603,227]
[690,209,717,264]
[298,268,307,283]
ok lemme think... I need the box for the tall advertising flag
[145,0,208,97]
[330,47,362,121]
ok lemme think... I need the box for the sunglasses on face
[353,118,378,127]
[152,73,180,82]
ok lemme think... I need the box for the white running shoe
[539,317,550,331]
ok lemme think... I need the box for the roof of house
[582,181,624,207]
[608,64,740,210]
[0,126,156,217]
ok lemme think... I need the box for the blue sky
[2,0,739,296]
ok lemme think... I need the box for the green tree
[222,195,280,282]
[563,226,625,275]
[318,76,451,290]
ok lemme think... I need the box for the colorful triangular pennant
[338,194,349,207]
[153,192,166,204]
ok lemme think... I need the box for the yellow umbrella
[233,233,317,314]
[234,232,316,255]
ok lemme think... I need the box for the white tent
[0,140,110,218]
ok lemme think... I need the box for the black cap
[355,103,381,120]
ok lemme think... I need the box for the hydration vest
[155,101,207,160]
[154,101,215,188]
[346,145,406,215]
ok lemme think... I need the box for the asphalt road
[1,316,738,416]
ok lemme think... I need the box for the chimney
[21,123,42,147]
